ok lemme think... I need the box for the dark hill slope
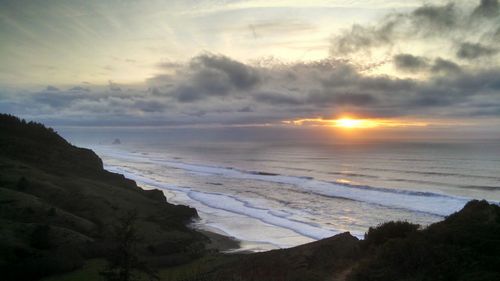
[0,114,204,280]
[213,232,361,281]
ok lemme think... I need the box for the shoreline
[196,229,242,253]
[190,221,286,253]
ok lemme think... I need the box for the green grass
[41,259,106,281]
[40,255,238,281]
[158,254,236,281]
[40,255,233,281]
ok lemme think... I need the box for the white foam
[187,191,338,240]
[105,165,333,249]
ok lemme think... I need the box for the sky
[1,0,500,137]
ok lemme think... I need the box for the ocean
[59,127,500,252]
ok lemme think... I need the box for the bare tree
[101,211,158,281]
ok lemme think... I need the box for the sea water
[59,127,500,251]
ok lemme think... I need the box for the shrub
[363,221,419,248]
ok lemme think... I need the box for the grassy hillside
[0,114,206,280]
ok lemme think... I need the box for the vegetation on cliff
[348,200,500,281]
[0,114,204,281]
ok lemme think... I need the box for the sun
[333,117,379,129]
[335,118,363,128]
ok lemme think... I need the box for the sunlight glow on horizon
[282,117,429,129]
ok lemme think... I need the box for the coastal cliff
[0,114,202,280]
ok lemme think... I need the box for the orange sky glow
[282,117,429,129]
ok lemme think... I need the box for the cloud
[34,88,86,108]
[157,61,183,69]
[330,1,500,72]
[253,91,302,105]
[108,80,122,92]
[191,54,260,90]
[68,86,90,92]
[237,106,253,113]
[174,85,205,102]
[456,42,498,59]
[472,0,499,18]
[247,19,316,38]
[393,54,429,72]
[4,54,500,127]
[330,3,462,56]
[330,22,396,55]
[163,54,261,102]
[431,58,462,75]
[392,55,463,75]
[307,91,377,106]
[411,3,457,32]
